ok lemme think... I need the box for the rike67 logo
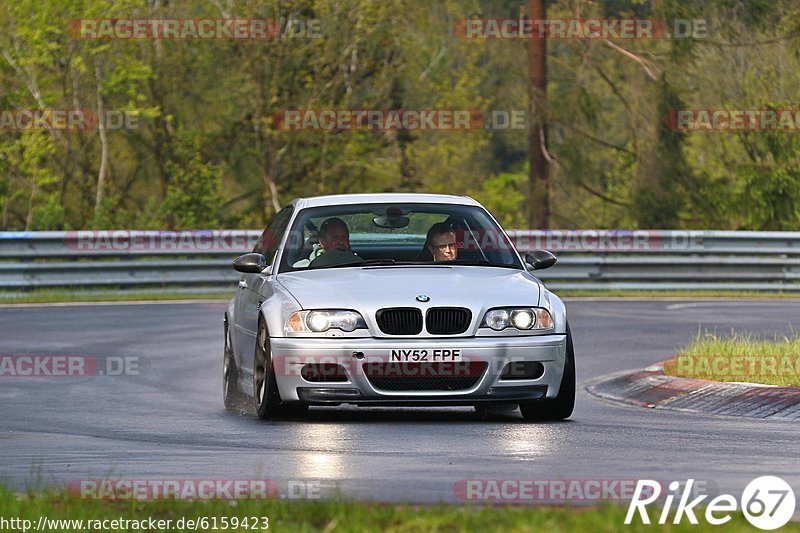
[626,477,796,530]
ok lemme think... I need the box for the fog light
[301,363,348,382]
[500,361,544,380]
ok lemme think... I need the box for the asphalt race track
[1,299,799,504]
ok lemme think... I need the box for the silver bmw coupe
[224,193,574,420]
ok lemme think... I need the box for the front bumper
[270,334,567,404]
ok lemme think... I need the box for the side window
[253,207,293,265]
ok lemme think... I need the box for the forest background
[1,0,798,232]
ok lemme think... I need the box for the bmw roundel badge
[416,295,430,302]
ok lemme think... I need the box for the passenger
[425,222,458,262]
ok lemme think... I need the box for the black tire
[253,319,308,420]
[223,318,247,411]
[519,323,576,421]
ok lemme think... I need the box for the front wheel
[519,323,575,421]
[253,320,308,420]
[223,319,247,411]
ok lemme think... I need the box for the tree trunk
[94,62,109,216]
[25,166,38,231]
[528,0,550,228]
[254,59,281,218]
[2,195,9,230]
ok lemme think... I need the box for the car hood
[276,266,541,311]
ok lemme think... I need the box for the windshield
[277,203,523,273]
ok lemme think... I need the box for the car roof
[288,193,481,209]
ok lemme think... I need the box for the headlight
[285,310,366,333]
[511,309,534,329]
[481,307,553,331]
[484,309,510,331]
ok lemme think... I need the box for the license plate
[389,349,462,362]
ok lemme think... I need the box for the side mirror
[525,250,557,270]
[233,253,268,273]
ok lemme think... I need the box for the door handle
[238,280,247,289]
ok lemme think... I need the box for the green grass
[664,331,800,386]
[0,485,791,532]
[0,290,232,305]
[560,289,800,299]
[2,288,800,305]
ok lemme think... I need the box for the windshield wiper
[448,259,520,269]
[323,258,397,269]
[357,258,397,266]
[320,258,519,270]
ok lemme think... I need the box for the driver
[317,217,351,253]
[308,217,363,267]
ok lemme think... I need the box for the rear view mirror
[373,206,410,229]
[525,250,557,270]
[233,253,268,273]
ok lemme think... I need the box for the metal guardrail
[2,229,800,292]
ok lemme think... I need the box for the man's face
[428,231,458,262]
[319,223,350,252]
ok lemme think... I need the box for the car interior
[280,204,517,270]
